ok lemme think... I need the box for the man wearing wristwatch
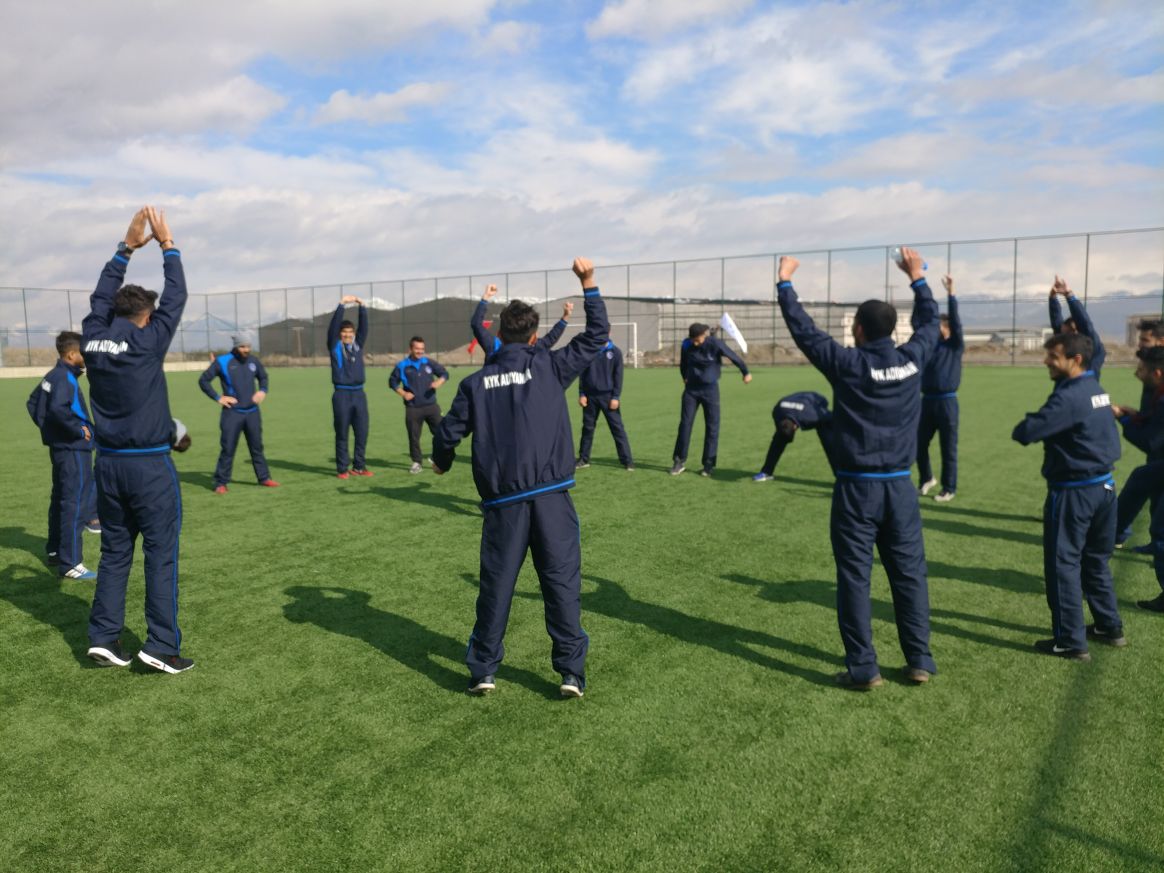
[82,207,195,674]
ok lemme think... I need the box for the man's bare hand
[610,398,620,410]
[341,295,362,305]
[941,275,954,295]
[145,206,173,249]
[573,257,596,289]
[562,301,574,319]
[579,395,588,408]
[253,390,267,405]
[402,391,415,402]
[218,396,238,408]
[432,378,446,391]
[898,247,926,281]
[81,425,92,441]
[483,283,499,301]
[778,256,799,283]
[124,208,153,250]
[1053,275,1070,296]
[743,373,752,384]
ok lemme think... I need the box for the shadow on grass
[921,515,1043,546]
[336,482,480,518]
[177,470,217,490]
[926,560,1043,596]
[921,504,1042,525]
[0,525,48,562]
[282,585,553,697]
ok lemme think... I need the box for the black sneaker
[137,649,195,674]
[1033,638,1091,662]
[87,640,132,667]
[700,468,713,478]
[45,551,59,567]
[669,461,686,476]
[559,674,585,698]
[575,459,590,470]
[1086,624,1128,647]
[467,675,496,695]
[1136,593,1164,613]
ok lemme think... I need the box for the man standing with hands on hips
[390,336,449,474]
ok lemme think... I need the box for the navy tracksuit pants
[673,385,720,470]
[1043,481,1123,648]
[1150,498,1164,594]
[332,388,369,472]
[467,491,588,680]
[579,394,633,466]
[831,477,936,682]
[47,448,97,570]
[761,418,834,476]
[1115,460,1164,541]
[89,454,183,656]
[917,395,958,492]
[215,407,270,486]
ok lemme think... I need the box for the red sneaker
[213,485,228,495]
[337,471,350,480]
[260,479,280,488]
[351,468,374,477]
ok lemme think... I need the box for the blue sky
[1,0,1161,293]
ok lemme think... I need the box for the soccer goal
[556,321,640,367]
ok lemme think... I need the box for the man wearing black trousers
[432,257,608,699]
[83,206,193,673]
[576,340,634,471]
[752,391,834,482]
[27,331,99,579]
[1013,332,1125,658]
[390,337,449,474]
[328,295,372,479]
[199,332,278,493]
[671,323,751,477]
[778,248,940,690]
[917,274,963,502]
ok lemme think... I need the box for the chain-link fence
[2,228,1161,370]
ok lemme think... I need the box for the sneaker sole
[467,683,495,695]
[87,646,132,667]
[136,650,194,674]
[559,685,584,698]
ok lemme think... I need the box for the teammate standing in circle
[917,274,963,502]
[576,340,634,471]
[329,295,372,479]
[390,337,449,474]
[670,323,751,477]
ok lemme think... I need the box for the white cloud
[587,0,756,40]
[478,20,540,54]
[314,84,455,125]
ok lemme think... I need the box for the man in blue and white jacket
[916,274,963,502]
[199,332,277,492]
[671,323,751,477]
[328,295,371,478]
[576,340,633,471]
[432,257,608,699]
[389,337,449,474]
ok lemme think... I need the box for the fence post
[21,289,32,365]
[1083,234,1090,305]
[826,250,833,341]
[1010,239,1018,366]
[771,254,778,361]
[205,295,212,357]
[434,278,440,356]
[66,289,74,332]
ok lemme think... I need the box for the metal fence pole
[283,288,290,364]
[771,255,778,360]
[1083,234,1090,304]
[1010,239,1018,365]
[21,289,32,365]
[66,289,74,332]
[205,295,212,356]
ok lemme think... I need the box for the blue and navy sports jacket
[1012,372,1121,483]
[579,341,624,398]
[28,359,94,450]
[327,303,367,388]
[199,350,269,410]
[390,356,449,408]
[774,391,831,430]
[1119,385,1164,461]
[81,249,187,453]
[918,293,963,395]
[680,335,748,388]
[470,299,568,362]
[1049,295,1106,376]
[433,287,610,507]
[778,277,940,475]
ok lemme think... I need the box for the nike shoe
[934,491,955,503]
[260,479,280,488]
[87,640,132,667]
[85,520,102,534]
[1085,624,1128,647]
[752,472,773,482]
[409,462,422,474]
[337,471,350,480]
[575,459,590,469]
[1033,638,1090,662]
[350,468,374,477]
[669,461,685,476]
[467,675,496,695]
[835,671,883,690]
[559,674,585,698]
[919,478,938,496]
[137,649,195,674]
[62,564,97,581]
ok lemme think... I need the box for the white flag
[720,312,748,355]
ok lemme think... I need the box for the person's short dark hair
[113,284,158,318]
[498,302,539,345]
[1138,318,1164,338]
[854,300,897,342]
[688,323,710,340]
[777,418,799,440]
[1135,346,1164,370]
[409,336,425,346]
[174,433,192,452]
[1044,332,1093,366]
[55,331,82,356]
[339,320,355,332]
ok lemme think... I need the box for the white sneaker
[934,490,955,503]
[409,462,422,474]
[63,564,97,580]
[919,478,938,496]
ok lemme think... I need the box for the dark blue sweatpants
[467,490,588,680]
[214,407,270,486]
[579,394,633,466]
[917,395,958,492]
[1150,497,1164,594]
[47,448,97,570]
[1115,460,1164,541]
[831,477,936,682]
[332,388,369,472]
[1043,480,1123,649]
[89,453,183,656]
[673,385,720,470]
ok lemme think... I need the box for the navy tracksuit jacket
[470,299,568,362]
[329,303,369,472]
[82,247,187,656]
[433,286,609,681]
[1050,295,1106,376]
[28,359,98,570]
[578,341,633,467]
[778,276,940,682]
[199,350,271,486]
[916,294,963,493]
[673,335,749,470]
[761,391,834,476]
[1115,385,1164,542]
[1013,371,1123,649]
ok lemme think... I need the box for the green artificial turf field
[1,365,1161,873]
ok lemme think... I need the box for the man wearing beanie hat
[198,331,279,493]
